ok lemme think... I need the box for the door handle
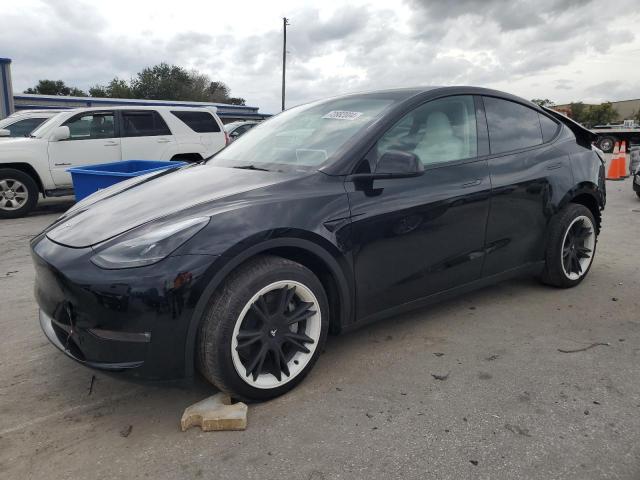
[461,179,482,188]
[157,138,172,143]
[546,162,562,170]
[103,141,119,146]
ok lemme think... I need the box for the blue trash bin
[67,160,187,201]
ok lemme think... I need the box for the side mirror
[50,126,70,142]
[0,129,10,137]
[229,131,240,138]
[349,150,424,181]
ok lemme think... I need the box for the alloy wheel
[0,178,29,211]
[561,215,595,281]
[599,138,613,152]
[231,280,322,389]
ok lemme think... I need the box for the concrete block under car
[180,393,248,432]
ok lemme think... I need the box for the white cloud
[1,0,639,113]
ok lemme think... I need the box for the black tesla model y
[32,87,606,402]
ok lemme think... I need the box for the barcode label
[322,110,363,120]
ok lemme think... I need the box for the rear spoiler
[542,106,597,147]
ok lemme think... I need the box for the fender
[559,182,604,209]
[557,181,604,235]
[182,236,353,377]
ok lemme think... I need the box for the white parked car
[224,120,259,142]
[0,106,227,218]
[0,110,63,138]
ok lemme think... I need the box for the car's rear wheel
[0,168,38,219]
[540,204,597,288]
[197,255,329,402]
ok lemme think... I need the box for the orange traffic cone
[607,142,623,180]
[619,141,629,178]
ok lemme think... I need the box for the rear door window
[122,111,171,137]
[484,97,543,154]
[171,111,221,133]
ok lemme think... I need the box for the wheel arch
[183,236,353,377]
[0,162,44,193]
[560,183,603,233]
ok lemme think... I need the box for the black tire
[0,168,39,219]
[540,204,597,288]
[597,136,616,153]
[197,255,329,402]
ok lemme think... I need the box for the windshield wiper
[232,165,271,172]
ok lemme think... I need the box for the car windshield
[210,93,401,172]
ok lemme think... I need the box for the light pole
[282,17,290,112]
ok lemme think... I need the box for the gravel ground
[1,160,639,480]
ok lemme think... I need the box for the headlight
[91,217,210,269]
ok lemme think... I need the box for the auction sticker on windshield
[322,111,363,120]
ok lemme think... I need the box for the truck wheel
[0,168,39,219]
[597,136,616,153]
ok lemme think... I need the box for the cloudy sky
[2,0,639,113]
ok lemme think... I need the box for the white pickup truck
[0,106,227,218]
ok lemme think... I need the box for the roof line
[14,93,259,111]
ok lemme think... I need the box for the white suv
[0,106,227,218]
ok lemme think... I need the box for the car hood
[0,137,39,148]
[46,164,295,248]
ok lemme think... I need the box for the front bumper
[32,234,218,379]
[39,309,145,371]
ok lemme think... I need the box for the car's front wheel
[540,204,597,288]
[0,168,38,219]
[197,255,329,402]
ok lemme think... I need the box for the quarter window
[171,111,221,133]
[63,112,115,140]
[484,97,542,154]
[372,95,478,168]
[539,114,559,142]
[122,111,171,137]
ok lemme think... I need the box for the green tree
[531,98,554,107]
[569,102,589,124]
[227,97,246,106]
[130,63,193,100]
[89,78,134,98]
[27,64,246,105]
[585,102,617,127]
[101,64,245,104]
[24,79,86,96]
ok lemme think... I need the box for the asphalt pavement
[1,166,639,480]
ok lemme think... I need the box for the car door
[480,96,570,276]
[119,110,175,160]
[347,95,492,320]
[47,111,121,187]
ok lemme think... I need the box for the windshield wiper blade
[232,165,271,172]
